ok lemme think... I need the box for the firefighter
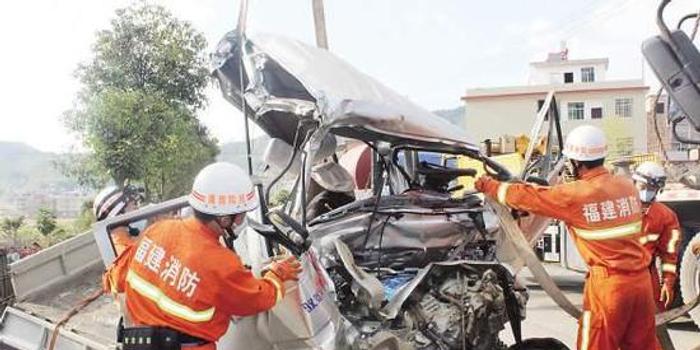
[475,125,655,350]
[94,185,144,256]
[632,162,682,311]
[103,162,302,350]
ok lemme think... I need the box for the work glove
[474,175,501,198]
[660,278,675,309]
[267,255,302,282]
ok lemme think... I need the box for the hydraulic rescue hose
[486,198,583,319]
[486,197,700,350]
[47,287,105,350]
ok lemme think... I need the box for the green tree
[53,154,110,190]
[72,200,96,234]
[17,225,41,248]
[45,227,70,247]
[63,2,218,200]
[1,217,25,246]
[35,208,58,236]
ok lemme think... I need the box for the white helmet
[94,185,144,221]
[633,161,667,188]
[562,125,608,161]
[94,186,128,221]
[188,162,258,216]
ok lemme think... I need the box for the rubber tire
[679,233,700,329]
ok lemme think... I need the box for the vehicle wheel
[679,233,700,329]
[507,338,570,350]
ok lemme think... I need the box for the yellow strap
[126,270,215,323]
[108,273,120,294]
[639,233,659,245]
[661,263,677,274]
[263,275,284,303]
[581,311,591,350]
[574,221,642,241]
[497,183,510,206]
[667,229,680,254]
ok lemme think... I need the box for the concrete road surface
[501,263,700,349]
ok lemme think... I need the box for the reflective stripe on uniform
[126,270,215,323]
[497,183,510,206]
[573,221,642,241]
[667,229,680,254]
[263,275,284,303]
[639,233,659,245]
[581,310,591,350]
[661,263,677,274]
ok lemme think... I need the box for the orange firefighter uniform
[103,217,285,350]
[110,226,136,257]
[640,201,682,311]
[476,166,656,350]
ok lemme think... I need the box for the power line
[556,0,638,39]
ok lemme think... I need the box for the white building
[528,55,608,85]
[464,51,649,159]
[8,191,90,219]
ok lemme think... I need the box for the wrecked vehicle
[207,31,562,350]
[0,30,567,350]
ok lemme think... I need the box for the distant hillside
[2,107,466,196]
[0,137,271,195]
[0,142,77,195]
[434,106,465,128]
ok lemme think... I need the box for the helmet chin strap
[565,159,581,179]
[214,216,237,250]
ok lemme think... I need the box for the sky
[0,0,698,152]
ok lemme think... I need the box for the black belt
[118,320,208,350]
[179,332,208,345]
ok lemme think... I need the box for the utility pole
[312,0,329,49]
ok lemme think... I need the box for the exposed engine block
[398,267,515,350]
[312,193,525,350]
[337,264,526,350]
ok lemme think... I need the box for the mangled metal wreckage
[208,31,548,350]
[0,31,561,350]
